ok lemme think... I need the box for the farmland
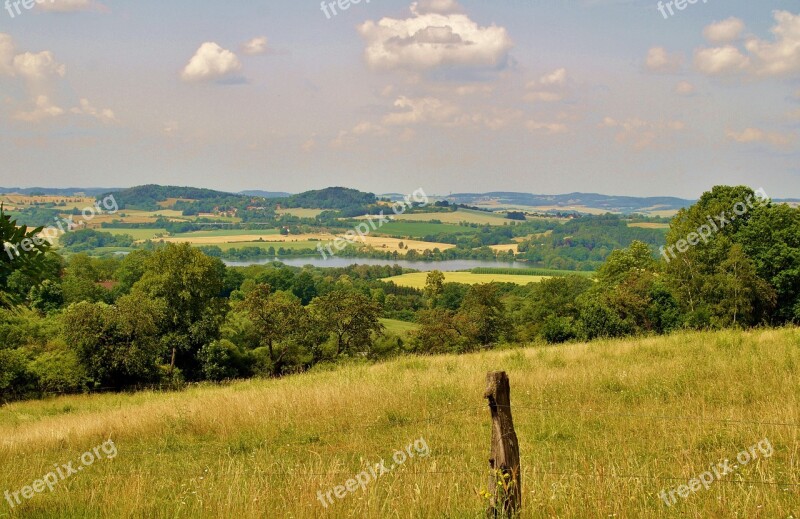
[384,271,549,288]
[381,209,510,226]
[1,328,797,518]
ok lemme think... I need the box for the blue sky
[0,0,798,197]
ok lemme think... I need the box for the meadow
[383,209,510,226]
[1,328,798,518]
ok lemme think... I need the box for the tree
[423,270,445,308]
[0,206,52,309]
[131,244,228,380]
[311,289,384,356]
[241,284,310,374]
[456,283,509,347]
[413,308,465,353]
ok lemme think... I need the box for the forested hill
[281,187,376,209]
[102,185,245,210]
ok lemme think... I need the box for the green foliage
[0,205,52,308]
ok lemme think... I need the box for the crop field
[488,243,519,253]
[103,228,169,240]
[1,328,797,517]
[215,241,320,252]
[628,222,670,229]
[172,229,280,238]
[383,272,549,288]
[0,195,96,210]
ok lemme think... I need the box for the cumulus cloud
[726,127,794,148]
[599,116,685,150]
[703,17,745,44]
[694,45,751,75]
[745,10,800,77]
[645,47,682,73]
[674,81,696,96]
[0,33,14,75]
[13,95,64,122]
[12,51,66,81]
[241,36,269,56]
[524,68,569,103]
[70,98,117,123]
[358,2,512,73]
[382,96,461,126]
[694,11,800,77]
[181,42,243,83]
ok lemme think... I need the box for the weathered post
[485,371,521,518]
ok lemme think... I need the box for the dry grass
[384,272,547,288]
[377,210,509,226]
[1,328,799,518]
[628,223,670,229]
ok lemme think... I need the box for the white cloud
[13,95,64,122]
[524,68,569,103]
[358,3,512,72]
[525,120,568,135]
[693,11,800,78]
[645,46,682,73]
[181,42,242,83]
[539,68,567,86]
[0,33,15,76]
[674,81,696,96]
[70,98,116,123]
[382,96,461,126]
[745,10,800,77]
[12,51,66,81]
[703,17,745,44]
[726,127,793,148]
[241,36,269,56]
[694,45,750,75]
[599,116,685,150]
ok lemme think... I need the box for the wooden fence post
[485,371,521,518]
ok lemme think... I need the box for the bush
[30,348,87,394]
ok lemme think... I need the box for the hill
[1,328,797,517]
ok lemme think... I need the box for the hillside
[1,328,798,518]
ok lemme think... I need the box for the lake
[223,256,534,272]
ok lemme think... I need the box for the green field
[470,267,595,277]
[379,318,419,337]
[371,221,476,239]
[384,272,549,288]
[1,328,798,517]
[388,209,509,226]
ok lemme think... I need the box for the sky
[0,0,798,198]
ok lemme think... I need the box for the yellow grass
[384,272,548,288]
[628,223,670,229]
[350,235,455,254]
[488,243,519,253]
[1,328,798,517]
[158,233,334,246]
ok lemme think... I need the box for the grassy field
[371,221,477,238]
[384,272,549,288]
[172,229,280,238]
[1,328,798,518]
[379,318,419,337]
[384,209,510,226]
